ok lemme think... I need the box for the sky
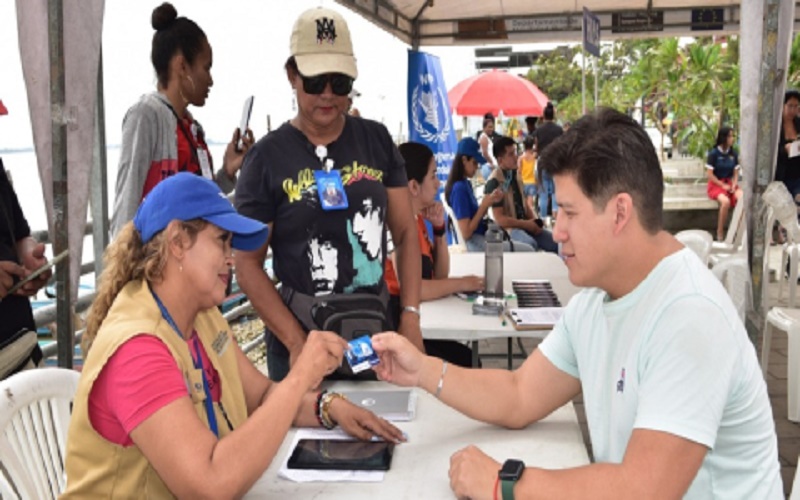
[0,0,481,150]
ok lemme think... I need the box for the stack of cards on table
[345,335,380,374]
[512,280,561,308]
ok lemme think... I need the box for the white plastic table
[420,252,580,366]
[245,381,589,499]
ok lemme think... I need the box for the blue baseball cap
[133,173,268,251]
[456,137,487,164]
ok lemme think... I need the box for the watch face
[499,459,525,480]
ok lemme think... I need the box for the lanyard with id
[313,145,349,211]
[161,99,213,179]
[150,289,225,437]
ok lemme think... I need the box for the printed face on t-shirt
[352,197,382,259]
[308,236,339,295]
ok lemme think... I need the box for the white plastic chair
[0,368,80,499]
[762,308,800,422]
[791,458,800,499]
[440,197,467,254]
[711,256,751,324]
[675,230,713,266]
[762,182,800,307]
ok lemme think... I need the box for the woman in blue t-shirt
[706,126,743,241]
[444,138,533,252]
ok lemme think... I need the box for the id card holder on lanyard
[198,149,213,179]
[313,147,348,211]
[151,289,220,437]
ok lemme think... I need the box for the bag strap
[280,284,390,332]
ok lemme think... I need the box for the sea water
[1,143,229,294]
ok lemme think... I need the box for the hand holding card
[345,335,381,374]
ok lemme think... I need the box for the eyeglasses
[300,73,354,96]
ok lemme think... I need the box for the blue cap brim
[203,212,269,251]
[473,151,487,165]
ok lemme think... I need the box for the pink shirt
[88,333,221,446]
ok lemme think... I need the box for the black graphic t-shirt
[236,116,407,299]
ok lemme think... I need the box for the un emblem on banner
[411,73,451,144]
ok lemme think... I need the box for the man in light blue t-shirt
[370,108,781,500]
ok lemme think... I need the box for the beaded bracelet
[315,390,328,428]
[320,392,347,430]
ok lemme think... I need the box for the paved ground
[477,244,798,497]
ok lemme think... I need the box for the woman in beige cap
[235,7,423,382]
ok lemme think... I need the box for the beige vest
[61,280,248,498]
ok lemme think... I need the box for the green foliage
[523,37,741,160]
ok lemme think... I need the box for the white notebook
[340,389,417,421]
[507,307,564,330]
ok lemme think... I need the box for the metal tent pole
[48,0,73,368]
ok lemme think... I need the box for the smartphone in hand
[7,249,69,295]
[237,96,254,151]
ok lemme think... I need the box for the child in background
[518,136,537,215]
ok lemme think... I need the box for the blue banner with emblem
[407,50,457,190]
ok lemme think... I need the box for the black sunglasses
[300,73,354,96]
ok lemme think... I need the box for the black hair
[445,153,471,205]
[715,126,734,147]
[398,142,434,184]
[544,102,555,120]
[492,136,516,161]
[539,107,664,234]
[484,112,495,121]
[285,56,299,74]
[151,3,207,89]
[483,117,494,129]
[786,89,800,104]
[525,116,537,126]
[523,136,534,150]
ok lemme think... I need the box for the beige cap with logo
[290,7,358,79]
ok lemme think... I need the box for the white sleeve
[538,302,580,379]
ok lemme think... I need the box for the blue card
[315,170,349,211]
[345,335,380,373]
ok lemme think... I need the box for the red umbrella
[448,69,549,116]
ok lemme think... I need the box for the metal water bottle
[484,223,504,298]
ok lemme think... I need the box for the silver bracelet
[402,305,421,316]
[435,360,448,398]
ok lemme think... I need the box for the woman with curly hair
[63,173,402,498]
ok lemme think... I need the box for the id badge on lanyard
[190,122,213,179]
[198,149,213,179]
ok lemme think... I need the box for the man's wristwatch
[499,459,525,500]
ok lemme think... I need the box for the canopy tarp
[334,0,752,47]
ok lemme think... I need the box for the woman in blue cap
[444,138,533,252]
[63,173,403,498]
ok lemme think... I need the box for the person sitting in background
[444,138,533,252]
[0,99,49,378]
[63,173,403,498]
[518,136,537,214]
[371,108,781,500]
[485,136,558,253]
[384,142,481,367]
[111,2,253,236]
[706,126,743,242]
